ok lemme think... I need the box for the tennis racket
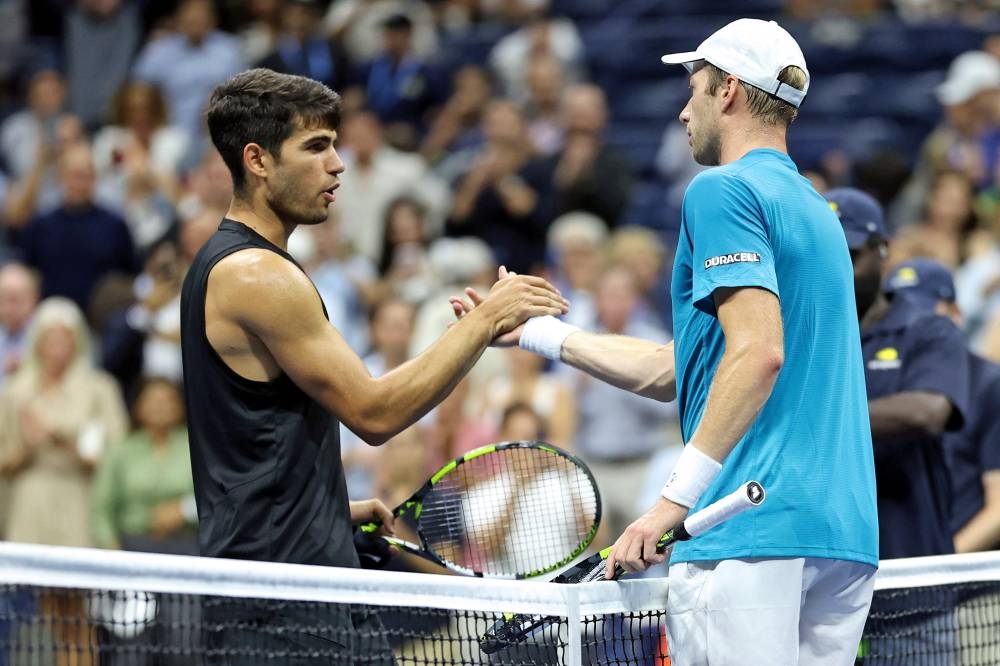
[360,440,601,579]
[479,480,765,654]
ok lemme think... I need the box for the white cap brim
[661,51,702,66]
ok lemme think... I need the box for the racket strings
[417,447,599,577]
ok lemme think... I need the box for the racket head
[412,440,602,578]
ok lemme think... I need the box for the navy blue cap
[825,188,888,250]
[883,258,956,312]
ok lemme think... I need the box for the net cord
[873,551,1000,591]
[0,541,669,617]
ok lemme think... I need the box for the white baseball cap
[661,18,810,108]
[935,51,1000,106]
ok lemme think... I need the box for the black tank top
[180,219,358,568]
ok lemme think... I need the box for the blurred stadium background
[2,0,1000,663]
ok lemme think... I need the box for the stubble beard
[268,180,328,228]
[692,123,722,167]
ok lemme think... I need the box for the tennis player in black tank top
[182,69,568,664]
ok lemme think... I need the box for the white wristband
[519,316,579,361]
[661,445,722,508]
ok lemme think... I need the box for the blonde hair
[606,226,667,266]
[705,63,807,127]
[547,212,609,252]
[12,297,94,391]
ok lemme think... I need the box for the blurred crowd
[0,0,999,569]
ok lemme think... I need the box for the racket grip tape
[682,480,765,538]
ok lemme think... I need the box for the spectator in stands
[545,211,607,330]
[410,237,505,465]
[301,206,377,355]
[890,169,978,269]
[92,82,189,252]
[497,401,545,442]
[340,297,421,500]
[0,296,128,549]
[64,0,142,131]
[323,0,438,63]
[1,63,67,184]
[257,0,352,93]
[830,188,968,560]
[522,54,565,156]
[467,345,576,450]
[0,302,124,657]
[238,0,284,65]
[447,99,553,274]
[488,6,584,104]
[1,65,84,226]
[419,64,492,164]
[16,142,136,312]
[335,111,429,262]
[569,265,675,540]
[892,50,1000,229]
[656,123,710,213]
[374,195,437,304]
[547,84,633,226]
[358,13,444,150]
[90,377,196,554]
[176,146,233,223]
[606,226,672,331]
[884,258,1000,554]
[0,262,39,387]
[100,238,185,401]
[131,0,245,138]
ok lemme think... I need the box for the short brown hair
[205,68,342,192]
[704,63,807,127]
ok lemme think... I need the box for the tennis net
[0,541,670,665]
[859,551,1000,665]
[6,542,1000,665]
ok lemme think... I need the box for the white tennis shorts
[666,557,876,666]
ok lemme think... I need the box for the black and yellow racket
[360,440,602,579]
[479,480,765,653]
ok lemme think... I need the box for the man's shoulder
[210,247,307,291]
[686,165,759,200]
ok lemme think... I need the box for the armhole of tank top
[200,246,286,394]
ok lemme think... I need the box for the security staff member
[885,258,1000,553]
[828,188,969,560]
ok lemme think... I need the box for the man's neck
[227,196,294,250]
[720,124,788,165]
[860,293,891,331]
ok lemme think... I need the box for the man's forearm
[560,332,676,402]
[955,506,1000,553]
[868,391,952,440]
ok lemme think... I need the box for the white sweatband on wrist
[661,445,722,508]
[519,315,579,361]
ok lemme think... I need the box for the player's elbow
[642,375,677,402]
[351,418,395,447]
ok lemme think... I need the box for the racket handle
[682,481,765,538]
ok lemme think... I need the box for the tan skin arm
[955,471,1000,553]
[606,286,783,576]
[207,250,567,446]
[452,267,677,402]
[561,333,676,402]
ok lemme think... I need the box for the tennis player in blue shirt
[453,18,878,665]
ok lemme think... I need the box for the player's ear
[720,74,740,111]
[243,143,271,181]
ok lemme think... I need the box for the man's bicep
[232,261,373,414]
[714,287,783,349]
[688,173,778,315]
